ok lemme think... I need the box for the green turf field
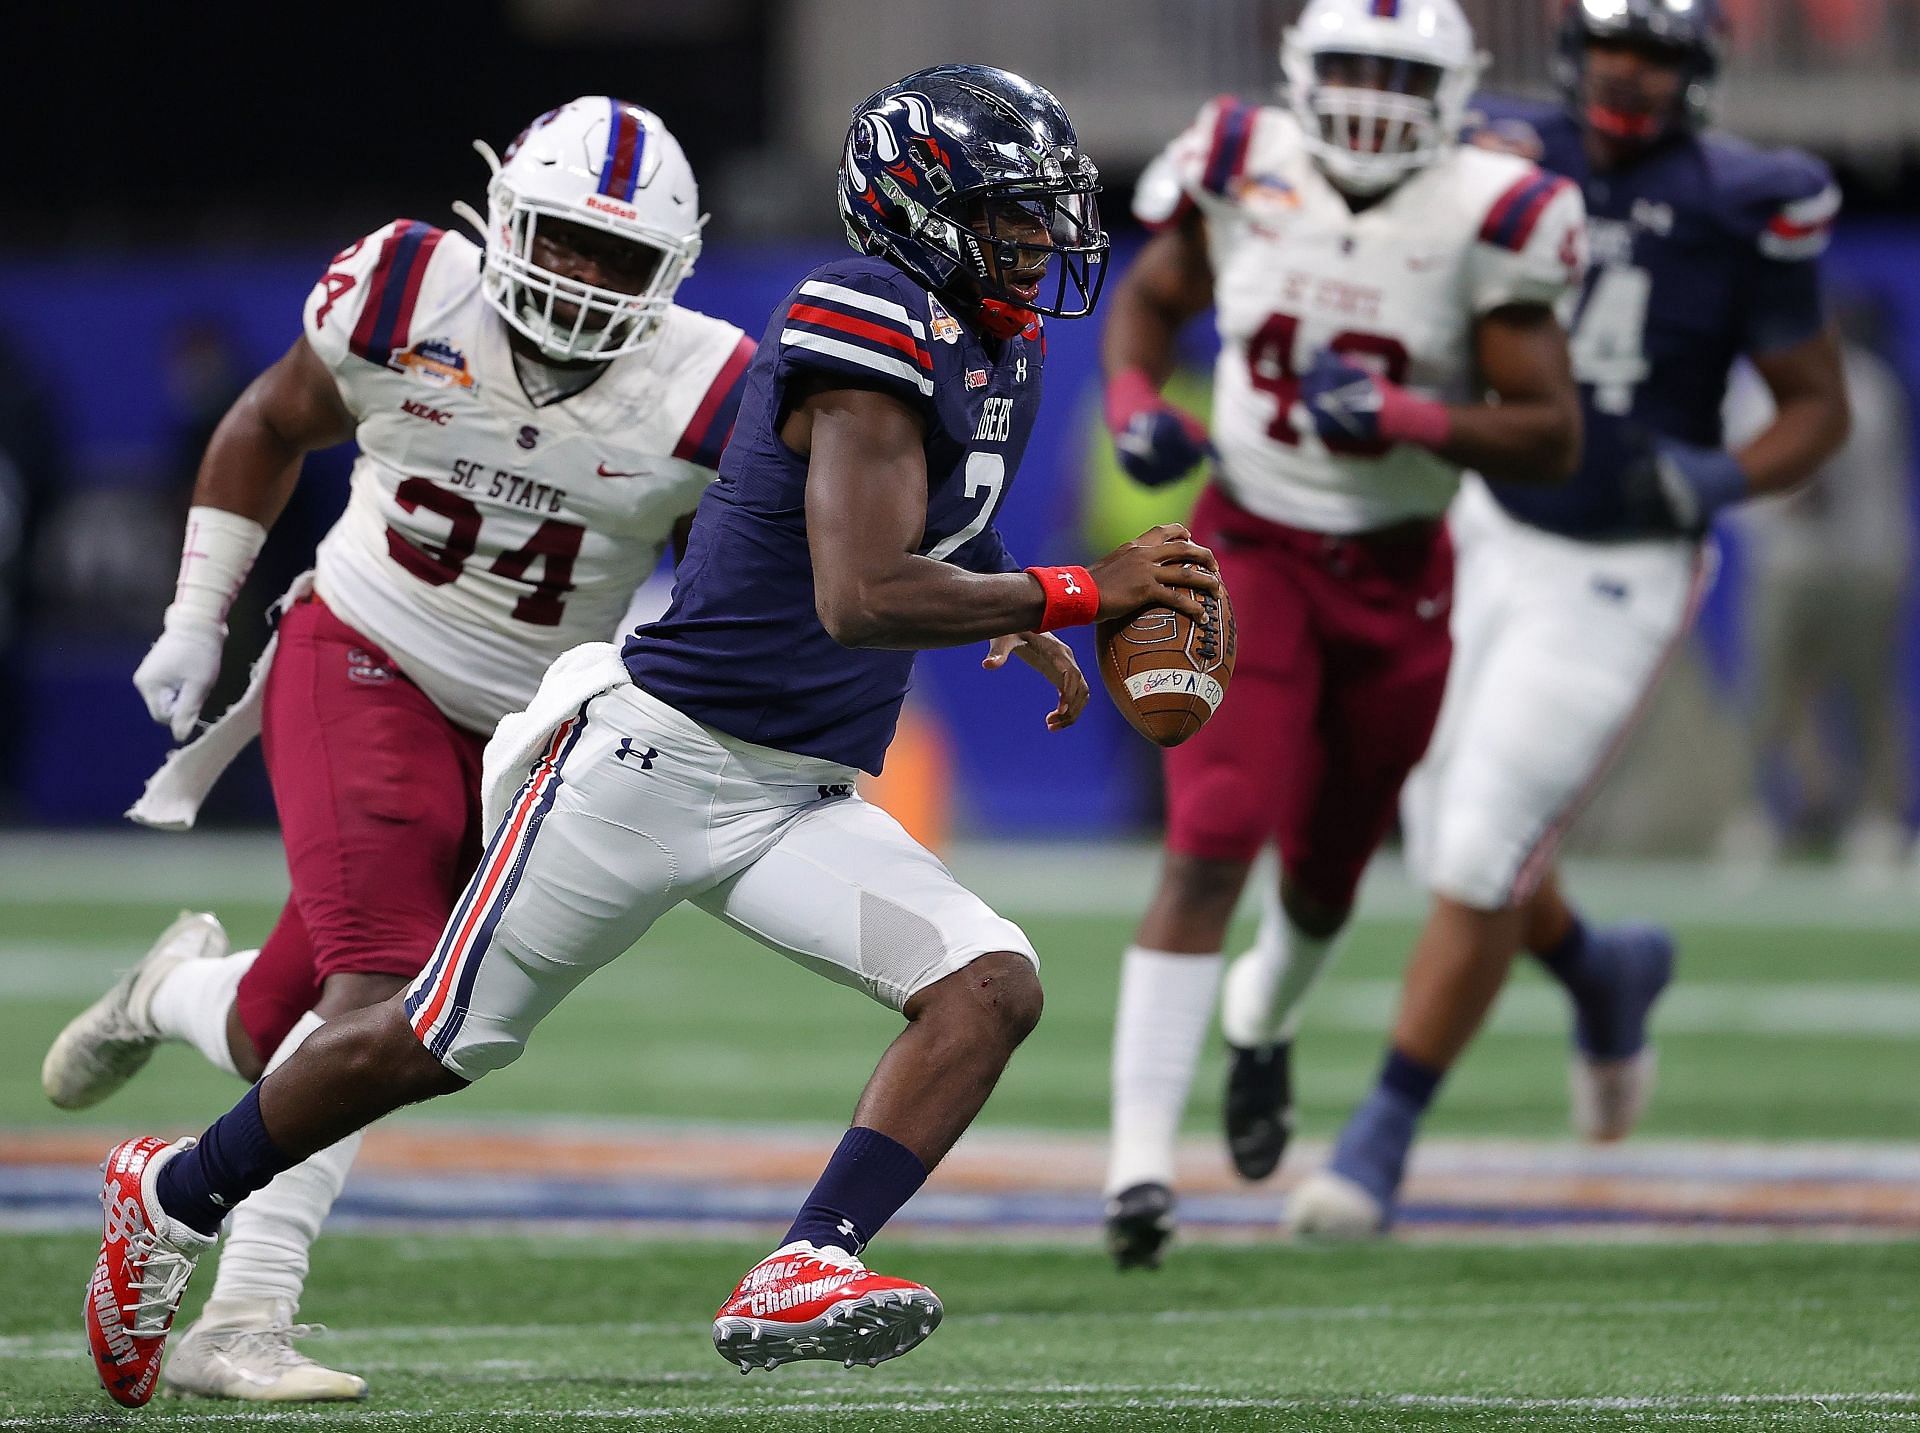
[4,1233,1918,1428]
[1,889,1913,1140]
[3,845,1916,1426]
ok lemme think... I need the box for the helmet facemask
[1289,48,1470,195]
[1569,36,1702,146]
[481,181,700,364]
[947,171,1107,331]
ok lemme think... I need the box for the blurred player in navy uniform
[81,65,1225,1405]
[1289,0,1851,1237]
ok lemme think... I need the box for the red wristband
[1376,384,1453,449]
[1025,565,1100,632]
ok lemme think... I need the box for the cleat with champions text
[1104,1181,1176,1271]
[711,1241,942,1373]
[43,912,228,1110]
[87,1136,215,1407]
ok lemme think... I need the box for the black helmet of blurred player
[1556,0,1728,145]
[838,63,1108,339]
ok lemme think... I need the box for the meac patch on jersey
[301,218,755,733]
[1135,99,1585,535]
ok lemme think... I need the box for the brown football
[1097,573,1236,748]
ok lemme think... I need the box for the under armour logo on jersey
[615,739,659,769]
[1015,356,1027,383]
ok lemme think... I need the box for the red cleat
[86,1136,215,1406]
[711,1241,942,1373]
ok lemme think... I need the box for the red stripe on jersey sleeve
[673,334,758,465]
[786,302,933,368]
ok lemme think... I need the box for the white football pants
[405,680,1035,1080]
[1401,479,1708,911]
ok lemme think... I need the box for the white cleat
[164,1299,368,1403]
[1286,1169,1388,1241]
[1571,1047,1658,1143]
[42,912,227,1110]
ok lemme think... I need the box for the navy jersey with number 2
[625,257,1044,773]
[1472,98,1838,539]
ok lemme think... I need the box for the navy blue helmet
[1556,0,1727,140]
[838,64,1108,336]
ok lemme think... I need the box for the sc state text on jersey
[448,459,568,514]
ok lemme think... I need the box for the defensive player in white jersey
[44,96,754,1399]
[1101,0,1588,1267]
[1288,0,1852,1239]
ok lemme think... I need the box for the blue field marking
[5,1163,1916,1237]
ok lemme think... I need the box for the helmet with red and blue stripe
[1556,0,1729,140]
[473,96,705,362]
[837,64,1108,337]
[1281,0,1485,196]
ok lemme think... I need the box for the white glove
[133,616,227,742]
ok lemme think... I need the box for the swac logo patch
[964,368,988,390]
[392,339,474,389]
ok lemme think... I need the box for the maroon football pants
[1162,485,1454,911]
[233,597,487,1063]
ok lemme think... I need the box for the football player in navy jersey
[1288,0,1851,1237]
[81,64,1226,1401]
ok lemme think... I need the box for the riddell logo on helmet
[585,195,638,221]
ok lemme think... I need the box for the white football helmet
[1282,0,1484,196]
[468,96,705,363]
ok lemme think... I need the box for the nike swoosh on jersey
[596,463,646,478]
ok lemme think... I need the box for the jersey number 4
[386,477,583,626]
[1247,314,1410,457]
[1566,264,1651,416]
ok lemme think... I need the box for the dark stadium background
[5,0,1918,839]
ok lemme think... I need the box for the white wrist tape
[166,505,268,629]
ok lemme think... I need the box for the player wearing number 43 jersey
[82,64,1224,1406]
[1102,0,1590,1269]
[52,97,752,1403]
[1290,0,1851,1240]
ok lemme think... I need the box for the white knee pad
[1425,808,1530,913]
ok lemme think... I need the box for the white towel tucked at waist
[480,641,632,833]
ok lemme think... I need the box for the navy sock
[1377,1046,1444,1115]
[783,1127,929,1256]
[154,1085,291,1237]
[1532,914,1595,999]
